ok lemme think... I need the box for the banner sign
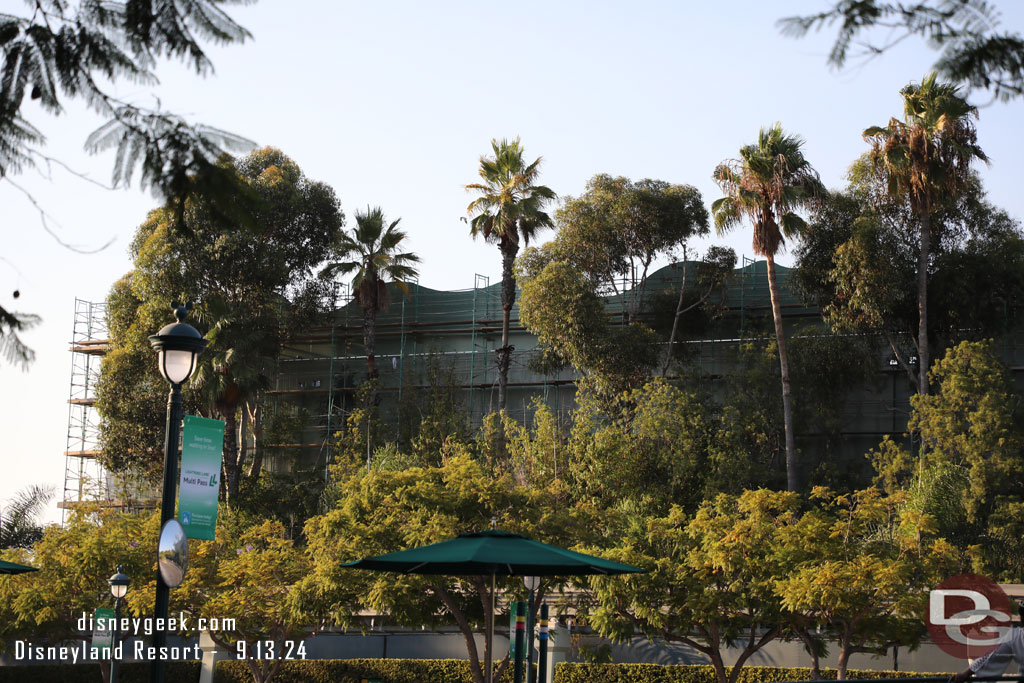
[178,415,225,541]
[92,607,114,659]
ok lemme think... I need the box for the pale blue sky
[2,1,1022,523]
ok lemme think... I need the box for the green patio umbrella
[0,559,39,574]
[343,529,644,683]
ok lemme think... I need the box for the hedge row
[551,664,939,683]
[214,658,516,683]
[0,661,937,683]
[0,661,200,682]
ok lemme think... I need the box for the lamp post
[523,576,540,683]
[108,565,130,683]
[148,303,206,683]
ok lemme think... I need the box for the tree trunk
[662,254,688,377]
[498,242,519,412]
[708,649,729,683]
[222,407,241,504]
[364,289,378,379]
[766,255,798,492]
[798,629,822,679]
[916,214,931,395]
[837,644,851,681]
[246,401,263,479]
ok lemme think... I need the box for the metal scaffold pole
[324,282,338,482]
[62,299,110,522]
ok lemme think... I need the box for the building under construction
[62,259,1024,509]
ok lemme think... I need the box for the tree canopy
[97,147,342,503]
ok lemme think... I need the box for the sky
[1,1,1023,524]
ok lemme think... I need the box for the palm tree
[0,484,53,549]
[321,206,420,379]
[465,138,556,412]
[191,297,277,504]
[863,73,988,395]
[712,124,824,492]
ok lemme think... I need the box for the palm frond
[0,484,54,548]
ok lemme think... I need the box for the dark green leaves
[0,0,254,214]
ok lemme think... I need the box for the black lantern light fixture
[149,303,207,385]
[107,565,130,683]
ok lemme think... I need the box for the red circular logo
[927,573,1013,660]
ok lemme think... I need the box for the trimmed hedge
[551,664,939,683]
[0,661,200,682]
[214,658,516,683]
[0,661,937,683]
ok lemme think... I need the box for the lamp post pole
[523,576,540,683]
[150,380,183,683]
[148,304,206,683]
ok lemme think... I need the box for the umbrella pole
[487,571,495,683]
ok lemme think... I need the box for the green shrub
[551,664,940,683]
[214,658,515,683]
[0,659,932,683]
[0,661,200,682]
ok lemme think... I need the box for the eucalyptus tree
[97,148,342,504]
[466,137,556,411]
[320,207,419,379]
[712,124,824,492]
[863,74,988,394]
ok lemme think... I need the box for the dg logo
[928,573,1014,660]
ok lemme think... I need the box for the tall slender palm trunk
[221,406,241,503]
[363,304,378,379]
[765,255,798,492]
[497,243,518,412]
[916,215,931,395]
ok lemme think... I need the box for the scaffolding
[261,261,821,474]
[61,298,112,519]
[68,258,1022,485]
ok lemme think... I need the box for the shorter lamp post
[523,576,540,683]
[108,565,130,683]
[148,303,206,683]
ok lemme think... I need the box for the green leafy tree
[320,206,419,379]
[517,174,717,394]
[796,161,1024,390]
[553,174,709,322]
[712,124,824,492]
[518,261,660,397]
[126,514,311,683]
[97,147,343,504]
[465,137,556,412]
[300,455,593,683]
[0,507,308,683]
[584,490,800,683]
[0,506,155,683]
[909,341,1024,538]
[867,340,1024,578]
[863,74,988,394]
[0,0,258,365]
[776,487,957,680]
[779,2,1024,102]
[567,380,716,515]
